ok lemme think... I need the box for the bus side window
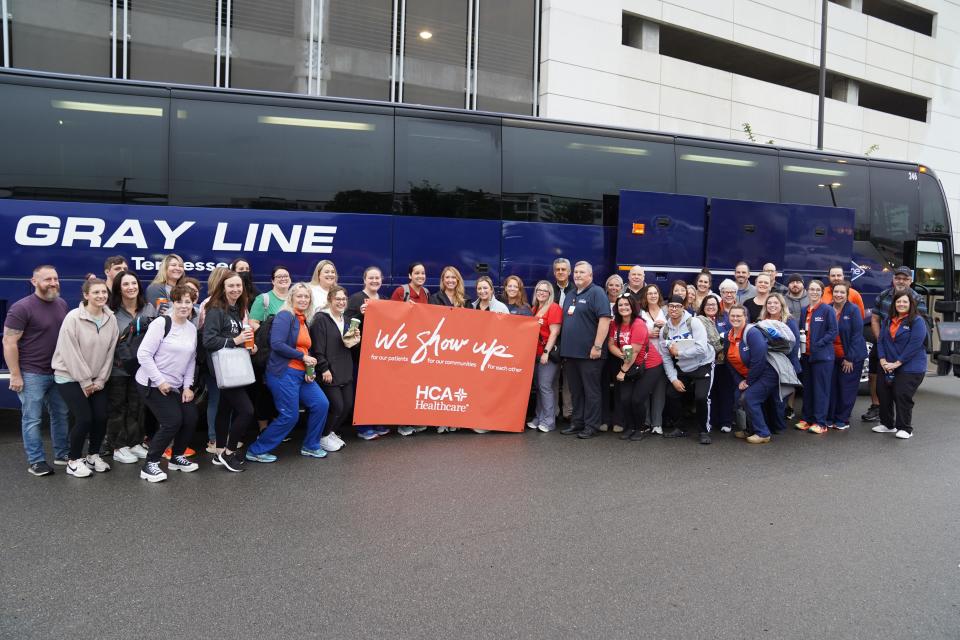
[170,99,393,214]
[502,126,674,225]
[393,116,501,220]
[0,84,168,204]
[676,144,778,203]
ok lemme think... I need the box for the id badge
[567,305,575,316]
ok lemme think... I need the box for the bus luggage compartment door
[616,191,707,273]
[782,203,854,274]
[705,199,787,273]
[392,215,501,289]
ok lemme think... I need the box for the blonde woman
[246,283,329,462]
[472,276,509,313]
[145,254,185,310]
[430,266,467,307]
[530,281,563,432]
[309,259,339,313]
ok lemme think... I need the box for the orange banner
[353,301,539,431]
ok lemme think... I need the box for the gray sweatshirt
[658,311,716,381]
[785,291,809,321]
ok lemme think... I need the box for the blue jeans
[250,368,329,455]
[534,360,559,430]
[18,372,70,464]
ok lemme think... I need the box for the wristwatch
[592,344,602,350]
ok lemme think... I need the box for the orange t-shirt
[727,327,748,377]
[288,313,312,371]
[822,286,865,317]
[833,306,845,359]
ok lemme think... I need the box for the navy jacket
[266,310,307,377]
[724,326,770,386]
[878,314,927,374]
[800,303,838,363]
[834,302,867,364]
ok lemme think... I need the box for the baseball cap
[893,266,912,276]
[667,295,686,306]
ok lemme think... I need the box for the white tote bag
[211,347,256,389]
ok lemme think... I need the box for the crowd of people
[2,253,930,481]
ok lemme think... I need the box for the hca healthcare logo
[414,385,469,413]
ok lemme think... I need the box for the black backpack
[116,314,172,376]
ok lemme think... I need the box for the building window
[624,14,930,123]
[400,0,469,108]
[322,0,394,102]
[6,0,111,77]
[128,1,218,85]
[830,0,935,37]
[475,0,537,115]
[1,1,538,114]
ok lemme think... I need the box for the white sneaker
[412,427,427,433]
[129,444,148,459]
[66,459,92,478]
[113,447,138,464]
[85,454,111,473]
[720,426,732,434]
[526,421,538,430]
[472,429,489,434]
[895,430,912,439]
[652,425,663,435]
[319,434,344,452]
[598,423,609,432]
[871,424,897,433]
[398,426,415,436]
[537,424,552,433]
[330,432,346,447]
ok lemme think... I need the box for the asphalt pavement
[1,376,959,639]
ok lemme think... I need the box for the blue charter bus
[0,68,956,405]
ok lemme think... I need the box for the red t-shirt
[390,284,429,304]
[608,318,663,368]
[533,303,563,356]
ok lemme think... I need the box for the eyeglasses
[667,304,683,309]
[535,289,551,294]
[333,297,348,302]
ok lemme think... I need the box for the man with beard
[734,262,757,304]
[3,265,70,476]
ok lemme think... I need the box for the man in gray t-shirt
[3,266,70,476]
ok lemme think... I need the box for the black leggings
[57,382,108,460]
[138,384,199,463]
[215,386,255,450]
[321,383,355,437]
[617,365,663,432]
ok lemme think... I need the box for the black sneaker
[28,461,54,476]
[861,404,880,422]
[699,432,712,445]
[576,427,598,439]
[619,429,636,441]
[218,451,246,473]
[663,428,686,438]
[784,407,795,420]
[559,424,582,436]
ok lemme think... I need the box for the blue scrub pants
[741,367,779,437]
[801,356,833,426]
[827,358,863,426]
[250,367,329,455]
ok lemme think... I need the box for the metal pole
[465,0,473,109]
[390,0,398,101]
[316,0,324,95]
[215,0,222,86]
[817,0,828,150]
[532,0,541,116]
[472,0,479,109]
[308,0,315,95]
[122,0,129,79]
[110,0,117,77]
[398,0,406,102]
